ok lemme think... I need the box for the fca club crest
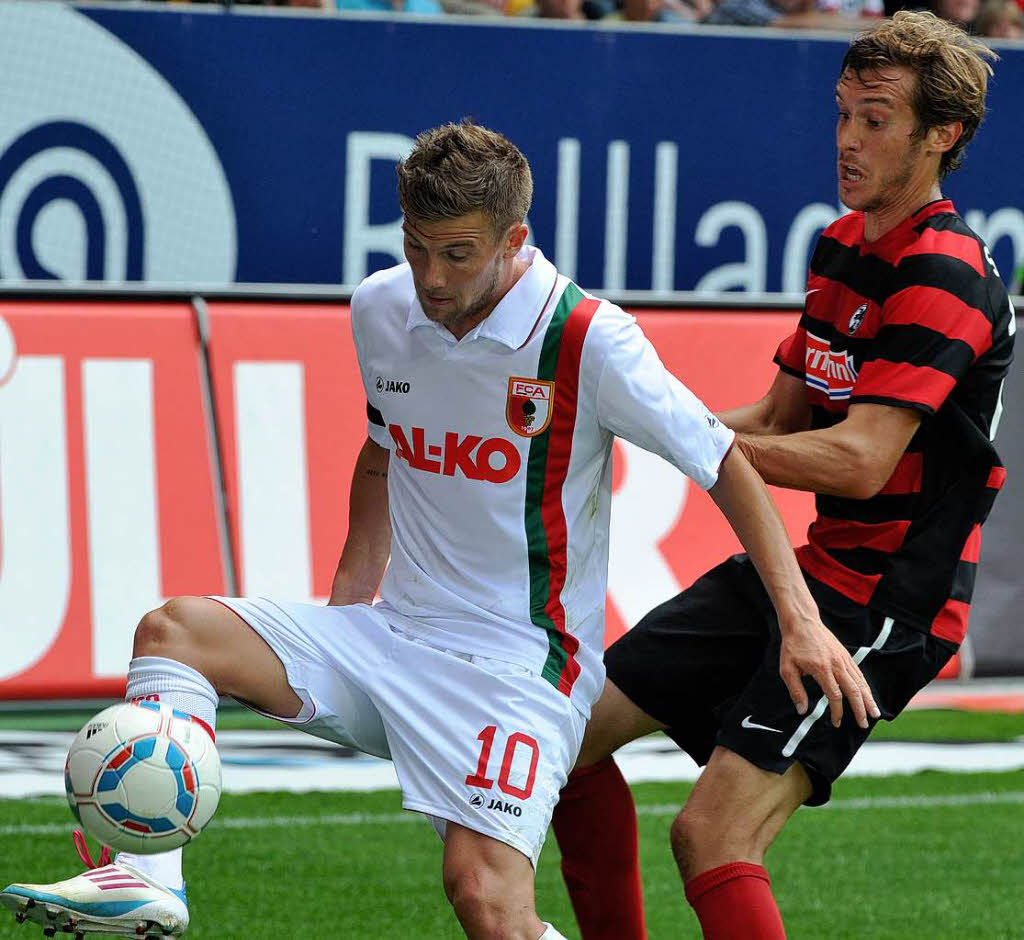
[506,377,554,438]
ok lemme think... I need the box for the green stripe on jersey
[524,281,585,690]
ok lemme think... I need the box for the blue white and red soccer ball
[65,701,222,854]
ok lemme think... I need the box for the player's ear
[504,222,528,258]
[928,120,962,156]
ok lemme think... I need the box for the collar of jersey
[405,246,558,349]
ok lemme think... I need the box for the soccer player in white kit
[2,121,875,940]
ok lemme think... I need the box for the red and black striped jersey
[775,200,1015,645]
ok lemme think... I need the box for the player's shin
[551,757,646,940]
[116,655,220,890]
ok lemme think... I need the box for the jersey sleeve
[593,308,734,490]
[349,281,392,449]
[774,324,807,378]
[851,272,995,415]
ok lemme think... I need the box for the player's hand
[778,615,881,729]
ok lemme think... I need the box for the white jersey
[351,246,734,713]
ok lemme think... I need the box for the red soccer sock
[684,862,786,940]
[551,757,646,940]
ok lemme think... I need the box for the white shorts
[210,596,586,865]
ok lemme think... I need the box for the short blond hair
[396,120,533,237]
[841,11,997,177]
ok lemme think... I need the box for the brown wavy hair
[841,11,997,177]
[397,120,533,236]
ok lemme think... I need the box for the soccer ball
[64,701,222,854]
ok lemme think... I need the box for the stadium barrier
[1,294,1020,700]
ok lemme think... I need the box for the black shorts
[604,554,958,805]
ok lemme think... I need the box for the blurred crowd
[188,0,1023,35]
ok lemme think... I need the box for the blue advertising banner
[0,4,1021,291]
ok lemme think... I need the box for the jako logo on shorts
[389,424,521,483]
[0,5,235,283]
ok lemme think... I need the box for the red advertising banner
[0,302,227,699]
[202,303,367,603]
[0,301,864,699]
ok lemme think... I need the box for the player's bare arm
[716,369,811,437]
[328,437,391,607]
[735,401,922,499]
[709,447,879,728]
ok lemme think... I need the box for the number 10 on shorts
[465,726,540,800]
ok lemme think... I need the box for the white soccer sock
[115,656,220,891]
[538,924,568,940]
[125,656,219,732]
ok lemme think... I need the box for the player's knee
[669,806,710,878]
[133,597,209,663]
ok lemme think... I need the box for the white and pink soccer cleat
[1,831,188,938]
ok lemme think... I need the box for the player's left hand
[778,617,881,729]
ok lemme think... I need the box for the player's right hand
[778,615,881,730]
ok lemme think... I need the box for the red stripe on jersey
[884,286,993,358]
[878,452,923,495]
[961,525,981,564]
[854,360,956,412]
[899,228,985,277]
[987,466,1007,489]
[775,327,806,373]
[810,517,910,553]
[797,543,879,606]
[931,598,970,645]
[541,298,600,696]
[823,212,864,249]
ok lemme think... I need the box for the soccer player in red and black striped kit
[552,11,1014,938]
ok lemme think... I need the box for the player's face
[835,68,934,221]
[403,212,522,339]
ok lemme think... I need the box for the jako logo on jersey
[389,425,520,484]
[805,333,859,400]
[375,376,410,394]
[848,304,868,335]
[469,793,485,808]
[485,798,523,817]
[506,377,554,438]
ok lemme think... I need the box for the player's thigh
[136,595,302,718]
[377,635,585,867]
[206,597,392,757]
[603,554,773,766]
[574,679,666,769]
[716,605,957,806]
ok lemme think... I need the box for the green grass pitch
[0,708,1021,937]
[1,768,1022,939]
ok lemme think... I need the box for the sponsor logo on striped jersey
[804,332,858,399]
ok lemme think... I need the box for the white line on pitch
[2,791,1023,837]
